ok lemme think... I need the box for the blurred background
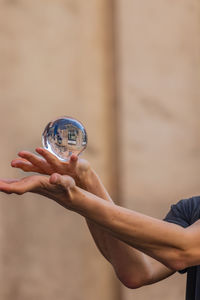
[0,0,200,299]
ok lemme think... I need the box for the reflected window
[68,129,77,145]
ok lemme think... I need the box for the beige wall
[0,1,199,300]
[117,0,200,299]
[0,1,116,300]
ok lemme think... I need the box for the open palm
[0,174,76,210]
[11,147,90,184]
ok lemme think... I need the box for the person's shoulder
[177,196,200,215]
[188,195,200,204]
[180,195,200,204]
[181,195,200,224]
[164,195,200,227]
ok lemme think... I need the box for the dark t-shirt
[164,196,200,300]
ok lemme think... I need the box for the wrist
[76,167,112,203]
[75,161,113,203]
[75,166,95,191]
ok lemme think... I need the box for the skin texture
[2,148,195,288]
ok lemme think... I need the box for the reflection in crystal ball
[42,117,87,161]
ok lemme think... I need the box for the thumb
[69,154,78,169]
[49,173,76,189]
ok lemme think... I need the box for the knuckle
[22,165,28,171]
[52,159,60,168]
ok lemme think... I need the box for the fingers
[17,151,52,174]
[50,173,76,190]
[11,158,41,173]
[0,178,19,184]
[36,148,75,175]
[14,148,79,178]
[0,180,24,194]
[18,151,46,168]
[36,148,60,167]
[69,154,78,170]
[0,176,47,195]
[11,157,28,167]
[0,178,20,194]
[70,154,78,162]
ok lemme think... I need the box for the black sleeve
[164,196,200,228]
[163,196,200,273]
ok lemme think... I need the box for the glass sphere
[42,116,87,161]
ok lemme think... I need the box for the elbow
[122,280,144,290]
[120,278,145,289]
[116,272,150,289]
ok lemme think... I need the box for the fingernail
[18,152,24,156]
[71,155,77,161]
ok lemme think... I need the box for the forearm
[78,168,155,284]
[0,171,175,287]
[78,167,113,260]
[71,186,188,271]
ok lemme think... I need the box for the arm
[69,184,196,272]
[11,149,175,287]
[78,168,175,287]
[0,172,175,288]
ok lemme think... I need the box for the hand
[11,148,91,188]
[0,174,76,210]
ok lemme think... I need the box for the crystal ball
[42,117,88,161]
